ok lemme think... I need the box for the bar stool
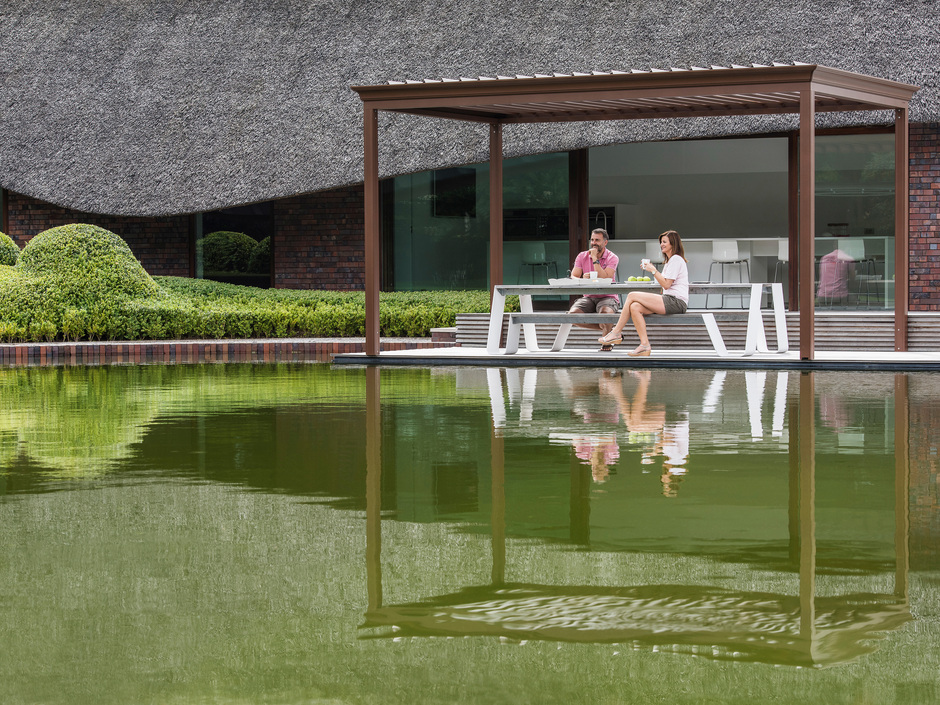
[840,238,875,305]
[708,240,749,307]
[518,242,557,283]
[645,240,664,266]
[773,239,789,283]
[774,238,790,302]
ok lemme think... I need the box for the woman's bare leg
[603,292,666,342]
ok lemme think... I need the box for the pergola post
[568,149,589,269]
[895,108,910,351]
[489,123,504,289]
[798,88,816,360]
[363,105,381,356]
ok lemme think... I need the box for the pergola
[353,64,919,360]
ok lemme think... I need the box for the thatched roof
[0,0,937,216]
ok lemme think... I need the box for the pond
[0,363,938,705]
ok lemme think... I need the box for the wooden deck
[332,311,940,370]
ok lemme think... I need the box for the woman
[598,230,689,356]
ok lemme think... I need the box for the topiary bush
[202,231,257,273]
[17,223,160,305]
[0,224,163,341]
[0,231,18,266]
[248,236,271,274]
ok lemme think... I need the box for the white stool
[518,242,557,283]
[645,240,664,266]
[708,240,749,307]
[773,238,789,283]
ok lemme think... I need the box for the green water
[0,364,938,704]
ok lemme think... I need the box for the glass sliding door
[382,152,569,291]
[815,133,895,310]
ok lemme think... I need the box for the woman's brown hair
[659,230,686,261]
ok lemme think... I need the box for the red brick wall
[272,185,364,290]
[3,191,192,277]
[910,123,940,311]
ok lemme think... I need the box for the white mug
[589,271,598,279]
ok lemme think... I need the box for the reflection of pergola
[362,369,912,667]
[353,64,918,360]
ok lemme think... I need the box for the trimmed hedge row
[0,224,514,343]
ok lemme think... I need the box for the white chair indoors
[518,242,557,283]
[840,237,875,305]
[708,239,750,307]
[773,239,789,306]
[645,240,664,266]
[773,238,789,283]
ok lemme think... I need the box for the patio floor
[331,346,940,371]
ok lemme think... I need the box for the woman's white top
[661,255,689,303]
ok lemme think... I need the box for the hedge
[202,230,257,273]
[0,224,515,343]
[0,232,18,266]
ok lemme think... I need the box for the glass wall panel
[589,138,789,306]
[386,168,489,290]
[815,133,895,310]
[383,152,569,290]
[194,204,274,288]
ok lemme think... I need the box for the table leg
[763,283,789,353]
[746,283,770,355]
[486,288,507,354]
[701,313,731,356]
[520,295,541,352]
[551,323,574,352]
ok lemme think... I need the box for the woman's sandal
[598,332,623,352]
[627,344,651,357]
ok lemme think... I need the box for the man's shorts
[569,295,621,313]
[662,294,688,314]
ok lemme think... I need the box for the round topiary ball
[248,236,271,274]
[0,231,18,266]
[202,231,257,273]
[17,224,159,307]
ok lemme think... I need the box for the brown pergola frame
[353,64,919,360]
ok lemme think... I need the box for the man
[568,228,620,340]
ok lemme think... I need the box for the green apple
[627,276,637,281]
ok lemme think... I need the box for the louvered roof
[353,63,919,123]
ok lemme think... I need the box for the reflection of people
[598,230,689,357]
[573,436,619,483]
[601,369,665,457]
[602,370,691,496]
[568,228,620,340]
[569,370,621,483]
[659,415,690,498]
[817,249,856,305]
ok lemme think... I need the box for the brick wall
[272,185,364,290]
[910,123,940,311]
[3,191,192,277]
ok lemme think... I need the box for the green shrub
[0,222,513,342]
[0,232,18,266]
[248,237,271,274]
[17,223,160,305]
[202,231,257,273]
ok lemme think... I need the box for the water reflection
[363,368,912,667]
[0,364,927,678]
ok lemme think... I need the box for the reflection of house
[0,3,938,320]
